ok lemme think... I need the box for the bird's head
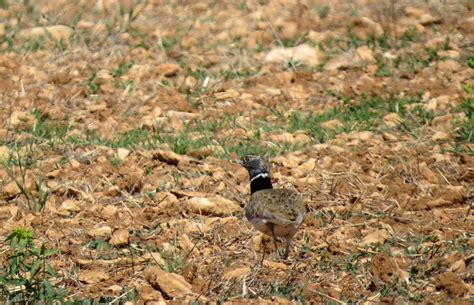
[239,155,270,180]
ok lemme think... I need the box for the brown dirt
[0,0,473,304]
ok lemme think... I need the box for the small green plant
[112,60,134,77]
[1,151,50,212]
[0,227,67,303]
[86,70,101,95]
[468,56,474,69]
[457,97,474,143]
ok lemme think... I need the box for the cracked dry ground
[0,0,473,304]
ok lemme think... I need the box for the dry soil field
[0,0,473,304]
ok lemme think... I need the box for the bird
[238,155,306,259]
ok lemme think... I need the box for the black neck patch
[250,172,273,194]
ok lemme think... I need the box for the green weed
[1,150,50,212]
[0,227,67,303]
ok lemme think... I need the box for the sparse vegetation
[0,0,472,303]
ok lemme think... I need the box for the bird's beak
[233,158,243,165]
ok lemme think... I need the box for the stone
[9,110,36,130]
[117,148,130,161]
[355,46,375,64]
[383,113,403,127]
[166,110,200,121]
[437,59,461,73]
[61,199,81,212]
[223,266,251,280]
[360,229,389,246]
[268,133,294,143]
[145,266,192,298]
[187,196,241,216]
[109,229,129,246]
[459,16,474,34]
[152,149,192,165]
[18,25,74,42]
[0,145,9,161]
[158,63,181,77]
[432,131,449,141]
[321,119,343,130]
[3,181,21,197]
[79,270,109,284]
[292,158,316,178]
[265,44,324,67]
[87,226,112,238]
[350,17,384,40]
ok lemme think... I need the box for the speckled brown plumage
[239,155,307,259]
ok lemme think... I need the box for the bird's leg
[269,223,280,256]
[260,237,267,267]
[283,237,292,260]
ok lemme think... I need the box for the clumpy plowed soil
[0,0,473,303]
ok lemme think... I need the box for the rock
[279,21,298,40]
[223,266,251,280]
[18,25,74,42]
[350,17,384,40]
[87,226,112,238]
[3,181,21,197]
[325,48,376,71]
[141,252,166,267]
[355,46,375,64]
[350,131,374,141]
[109,229,129,246]
[434,272,468,296]
[351,74,376,94]
[268,133,294,143]
[292,158,316,178]
[79,270,110,284]
[308,30,336,43]
[263,259,289,270]
[272,154,302,168]
[404,7,441,25]
[179,234,195,251]
[145,266,192,298]
[152,149,192,165]
[360,229,389,246]
[432,131,449,141]
[437,59,461,73]
[324,53,352,70]
[189,145,225,159]
[61,199,81,212]
[449,259,466,273]
[214,89,240,100]
[321,119,343,130]
[76,20,95,30]
[437,50,460,59]
[116,148,130,161]
[294,133,311,144]
[265,44,324,67]
[383,113,403,127]
[101,205,118,219]
[107,284,122,292]
[187,196,241,216]
[157,63,181,76]
[0,145,9,161]
[9,110,36,130]
[88,102,107,112]
[382,132,398,141]
[459,16,474,34]
[140,284,164,302]
[166,110,200,121]
[419,162,440,183]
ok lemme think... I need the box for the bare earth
[0,0,473,303]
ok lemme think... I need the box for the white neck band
[250,172,269,183]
